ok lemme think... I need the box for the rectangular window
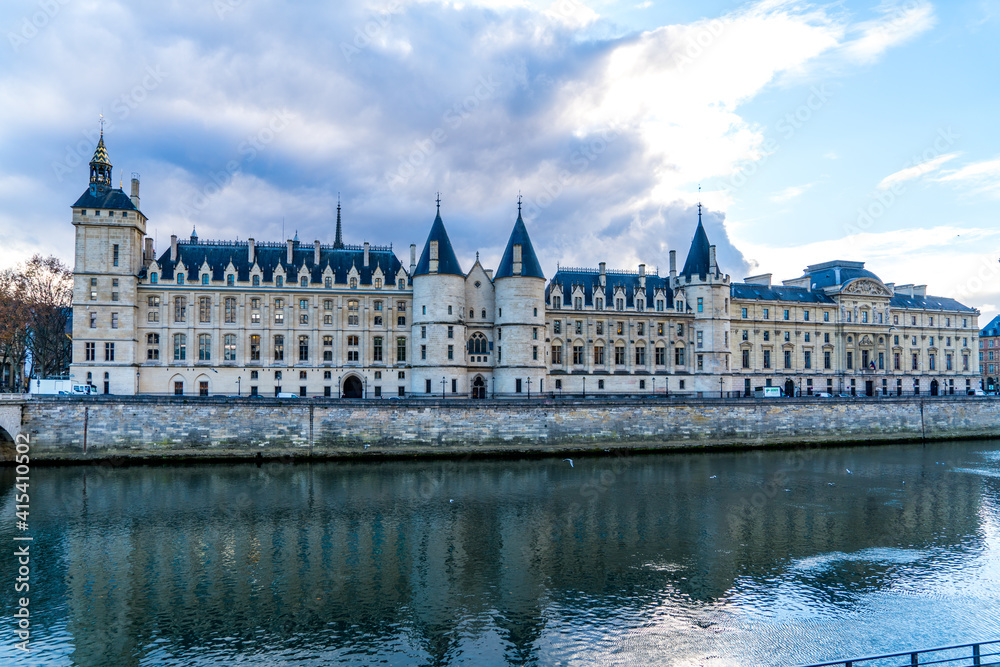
[300,336,310,362]
[594,346,605,365]
[105,342,115,361]
[448,344,454,360]
[448,325,454,339]
[824,351,831,369]
[742,349,750,368]
[697,297,703,313]
[372,336,383,362]
[573,346,584,365]
[113,244,119,267]
[635,345,645,365]
[397,337,406,362]
[804,350,811,369]
[741,307,748,318]
[823,311,829,322]
[174,296,186,322]
[615,346,626,365]
[174,335,186,361]
[803,310,809,321]
[784,350,791,369]
[763,308,769,319]
[552,345,563,364]
[199,297,211,323]
[421,345,426,360]
[553,320,561,334]
[783,309,789,320]
[847,351,853,369]
[199,334,211,361]
[655,346,665,365]
[250,335,260,361]
[696,331,703,349]
[225,297,236,323]
[224,334,237,361]
[274,335,285,361]
[85,342,95,361]
[90,312,97,328]
[912,353,919,370]
[675,347,685,366]
[763,349,771,369]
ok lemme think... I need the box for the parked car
[814,392,832,398]
[275,392,299,399]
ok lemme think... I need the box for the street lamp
[527,377,531,399]
[492,376,495,398]
[237,376,241,396]
[582,376,586,397]
[441,376,446,399]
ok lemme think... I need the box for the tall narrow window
[198,334,211,361]
[225,297,236,323]
[224,334,237,361]
[112,244,119,267]
[274,335,284,361]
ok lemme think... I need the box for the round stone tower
[492,204,547,396]
[410,201,467,397]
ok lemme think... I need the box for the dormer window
[177,273,185,285]
[350,277,358,289]
[150,273,158,284]
[596,299,603,310]
[398,279,405,289]
[325,277,332,288]
[202,274,209,285]
[253,275,260,286]
[300,276,308,287]
[276,276,283,287]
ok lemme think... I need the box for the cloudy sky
[3,0,1000,320]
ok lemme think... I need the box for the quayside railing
[795,639,1000,667]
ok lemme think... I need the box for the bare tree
[0,268,30,391]
[22,255,73,382]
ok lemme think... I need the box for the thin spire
[436,192,441,215]
[517,191,522,216]
[334,194,344,249]
[697,184,702,224]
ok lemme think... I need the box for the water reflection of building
[48,449,986,663]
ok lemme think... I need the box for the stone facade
[69,135,981,398]
[15,396,1000,460]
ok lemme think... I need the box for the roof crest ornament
[436,192,441,215]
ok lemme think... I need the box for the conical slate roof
[413,208,464,276]
[680,207,712,279]
[91,133,111,167]
[495,211,544,279]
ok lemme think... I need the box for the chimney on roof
[485,268,493,281]
[286,239,293,265]
[599,262,606,288]
[143,237,153,267]
[364,241,370,268]
[669,250,677,279]
[170,235,178,262]
[248,238,255,264]
[130,175,140,210]
[639,263,646,290]
[409,244,416,275]
[314,240,321,265]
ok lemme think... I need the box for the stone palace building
[70,133,982,398]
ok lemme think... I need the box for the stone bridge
[0,397,24,460]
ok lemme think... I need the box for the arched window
[481,309,486,318]
[467,333,489,355]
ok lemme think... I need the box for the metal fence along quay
[795,640,1000,667]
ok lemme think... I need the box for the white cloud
[876,152,959,190]
[841,0,936,64]
[769,183,813,202]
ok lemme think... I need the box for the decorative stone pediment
[843,278,892,297]
[859,335,874,346]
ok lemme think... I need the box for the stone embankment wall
[12,396,1000,462]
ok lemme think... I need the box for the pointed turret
[680,203,713,279]
[413,198,463,276]
[333,197,344,249]
[495,205,544,279]
[89,127,113,193]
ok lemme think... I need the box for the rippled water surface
[3,440,1000,666]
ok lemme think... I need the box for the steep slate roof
[792,260,882,290]
[981,314,1000,337]
[731,284,836,304]
[680,217,713,279]
[72,185,139,211]
[731,282,976,312]
[546,268,673,310]
[495,212,544,279]
[413,210,463,276]
[146,238,404,285]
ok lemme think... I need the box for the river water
[2,440,1000,666]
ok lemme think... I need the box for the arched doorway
[930,380,939,396]
[784,379,795,397]
[472,376,486,399]
[343,375,363,399]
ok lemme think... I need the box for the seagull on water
[563,459,574,467]
[709,475,717,479]
[364,444,370,449]
[846,468,852,474]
